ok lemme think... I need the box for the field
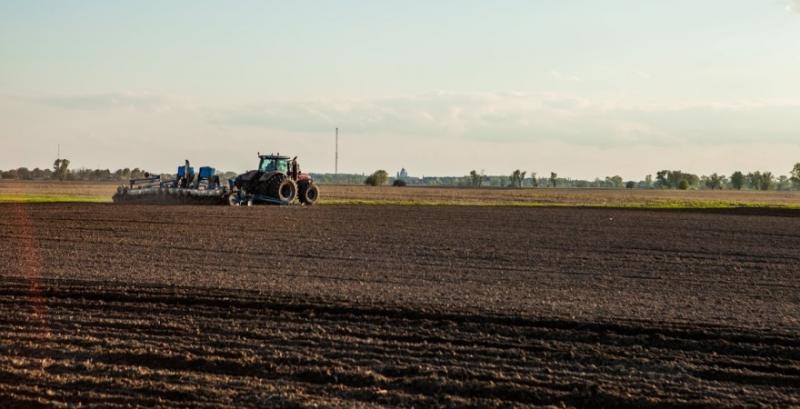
[1,203,798,407]
[0,181,115,203]
[3,179,800,209]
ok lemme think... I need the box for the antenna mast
[335,128,339,175]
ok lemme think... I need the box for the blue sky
[2,1,800,178]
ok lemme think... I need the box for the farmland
[0,181,115,203]
[3,179,800,208]
[1,203,798,407]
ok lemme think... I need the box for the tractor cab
[258,154,290,173]
[258,153,304,181]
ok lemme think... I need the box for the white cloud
[26,92,188,112]
[19,91,800,149]
[549,70,581,82]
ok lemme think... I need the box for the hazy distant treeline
[443,167,800,191]
[0,165,152,182]
[358,164,800,191]
[0,158,228,182]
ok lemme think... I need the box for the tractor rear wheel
[266,174,297,204]
[298,182,319,205]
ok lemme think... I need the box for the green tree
[655,170,670,188]
[364,170,389,186]
[32,167,51,179]
[791,163,800,189]
[704,173,725,190]
[678,179,689,190]
[746,172,759,189]
[530,172,538,187]
[606,175,623,188]
[549,172,558,188]
[655,170,698,189]
[746,171,774,191]
[625,181,635,189]
[130,168,145,179]
[730,171,745,190]
[777,175,791,191]
[759,171,774,191]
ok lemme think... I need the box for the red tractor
[228,154,319,205]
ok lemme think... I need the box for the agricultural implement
[113,154,319,206]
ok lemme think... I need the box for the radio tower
[335,128,339,175]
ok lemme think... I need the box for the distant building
[397,168,408,180]
[395,167,422,184]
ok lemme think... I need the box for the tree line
[451,166,800,191]
[360,163,800,190]
[0,159,156,181]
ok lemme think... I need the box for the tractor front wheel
[298,182,319,205]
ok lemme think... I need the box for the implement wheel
[227,191,241,206]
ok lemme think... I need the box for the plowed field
[5,179,800,208]
[1,204,798,407]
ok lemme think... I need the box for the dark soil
[0,204,798,408]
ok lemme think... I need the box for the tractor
[228,153,319,206]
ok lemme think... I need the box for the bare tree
[468,170,483,187]
[508,170,527,188]
[53,158,70,181]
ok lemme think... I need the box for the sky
[2,0,800,179]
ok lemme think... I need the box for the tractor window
[259,159,275,172]
[259,158,288,173]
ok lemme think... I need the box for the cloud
[788,0,800,13]
[27,92,185,112]
[211,92,800,148]
[15,91,800,150]
[549,70,581,82]
[212,92,601,143]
